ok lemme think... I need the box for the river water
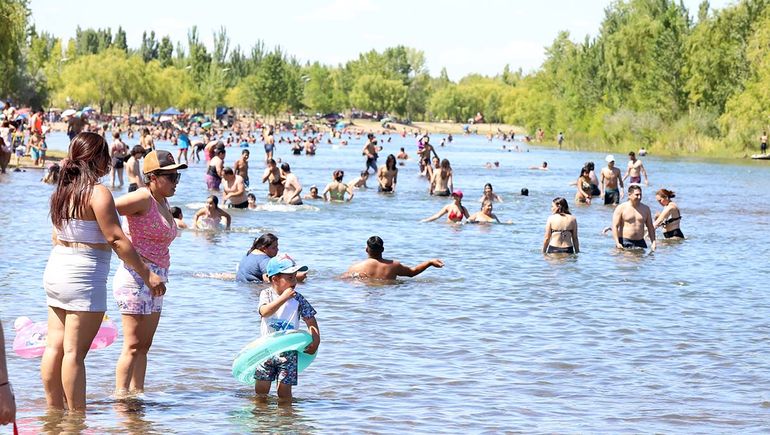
[1,131,769,433]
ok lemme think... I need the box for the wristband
[0,381,9,388]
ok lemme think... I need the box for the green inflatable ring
[232,330,316,385]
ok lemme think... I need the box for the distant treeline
[2,0,770,155]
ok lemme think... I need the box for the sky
[29,0,732,81]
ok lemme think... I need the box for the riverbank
[5,149,66,171]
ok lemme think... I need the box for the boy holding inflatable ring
[255,254,320,401]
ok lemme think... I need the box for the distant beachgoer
[575,167,593,204]
[557,132,564,147]
[110,131,128,188]
[140,127,155,151]
[430,159,454,196]
[484,161,500,169]
[422,190,469,223]
[543,197,579,254]
[396,147,408,160]
[255,254,319,401]
[247,193,258,209]
[362,133,379,173]
[126,145,146,192]
[479,183,502,203]
[351,170,369,189]
[323,169,354,202]
[262,159,284,199]
[611,185,656,250]
[468,200,501,223]
[234,149,250,187]
[521,188,529,196]
[304,186,322,200]
[177,129,190,164]
[530,161,548,170]
[43,132,165,410]
[66,113,88,141]
[42,163,60,184]
[206,146,226,190]
[112,149,186,397]
[193,195,231,230]
[170,206,188,229]
[345,236,444,280]
[263,127,275,162]
[623,151,649,185]
[761,132,768,155]
[417,136,439,174]
[281,163,302,205]
[653,188,684,239]
[600,155,624,205]
[377,154,398,193]
[222,167,249,208]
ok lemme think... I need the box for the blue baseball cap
[266,254,308,278]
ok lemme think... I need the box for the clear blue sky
[30,0,730,80]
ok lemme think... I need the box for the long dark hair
[552,197,571,215]
[248,233,278,255]
[386,154,397,171]
[333,169,344,182]
[440,158,451,178]
[50,132,111,229]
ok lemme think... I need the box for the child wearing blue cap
[255,254,320,401]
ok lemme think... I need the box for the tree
[140,31,159,62]
[114,26,128,52]
[158,36,173,67]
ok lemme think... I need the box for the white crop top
[56,219,107,244]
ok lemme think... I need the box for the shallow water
[1,131,769,433]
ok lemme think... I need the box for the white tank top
[56,219,107,244]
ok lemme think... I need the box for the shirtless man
[263,127,275,162]
[222,167,249,208]
[234,149,250,187]
[600,155,624,206]
[396,147,408,160]
[262,158,284,199]
[622,151,649,185]
[611,185,656,251]
[417,136,439,172]
[126,145,146,192]
[140,127,155,151]
[377,154,398,193]
[280,162,302,205]
[761,132,768,155]
[362,133,379,174]
[345,236,444,280]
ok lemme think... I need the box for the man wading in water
[345,236,444,280]
[611,185,656,251]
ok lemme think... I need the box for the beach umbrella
[62,109,77,117]
[81,106,95,113]
[15,113,28,120]
[201,121,213,129]
[160,107,183,116]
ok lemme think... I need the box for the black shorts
[229,200,249,209]
[546,245,574,254]
[128,183,138,192]
[378,185,393,193]
[663,228,684,239]
[111,157,124,169]
[619,238,647,249]
[604,189,620,205]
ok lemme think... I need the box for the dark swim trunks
[378,185,393,193]
[629,176,641,184]
[229,200,249,209]
[604,189,620,205]
[619,238,647,249]
[663,228,684,239]
[546,245,575,254]
[128,183,138,192]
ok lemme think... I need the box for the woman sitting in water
[542,197,579,254]
[193,195,231,230]
[575,167,593,204]
[422,190,469,223]
[479,183,503,203]
[323,169,354,202]
[468,200,501,223]
[430,158,453,195]
[653,188,684,239]
[235,232,307,283]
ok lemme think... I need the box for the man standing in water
[126,145,146,192]
[362,133,379,174]
[234,149,250,187]
[600,155,624,206]
[611,185,656,251]
[345,236,444,280]
[222,167,249,208]
[622,151,649,185]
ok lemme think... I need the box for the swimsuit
[619,238,647,249]
[448,209,464,221]
[229,200,249,209]
[546,245,574,254]
[206,166,222,190]
[664,228,685,239]
[630,176,641,184]
[378,185,393,193]
[604,188,620,205]
[434,189,450,196]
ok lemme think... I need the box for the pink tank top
[125,191,177,268]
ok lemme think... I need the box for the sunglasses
[158,172,181,183]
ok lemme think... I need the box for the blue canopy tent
[159,107,183,116]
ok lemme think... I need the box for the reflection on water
[1,131,770,432]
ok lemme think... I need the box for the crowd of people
[0,102,688,423]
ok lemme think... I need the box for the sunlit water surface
[1,131,769,433]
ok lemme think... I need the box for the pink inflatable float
[13,315,118,358]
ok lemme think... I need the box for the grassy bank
[9,149,66,170]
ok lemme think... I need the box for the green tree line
[3,0,770,155]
